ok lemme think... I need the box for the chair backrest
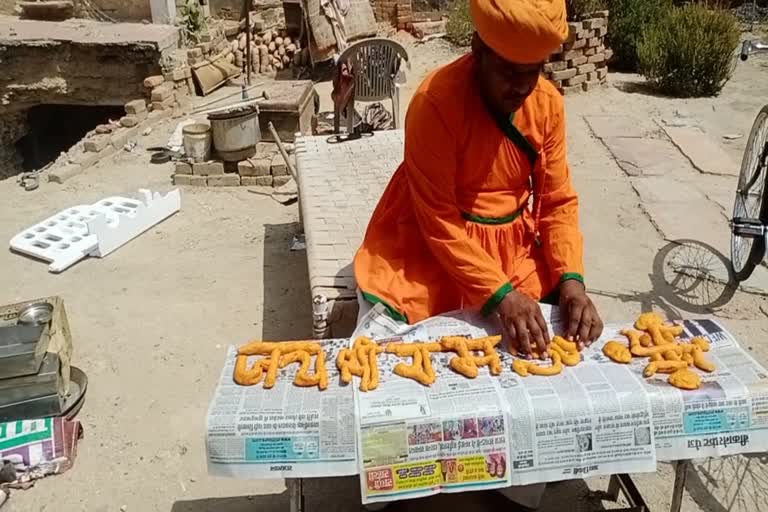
[337,38,410,102]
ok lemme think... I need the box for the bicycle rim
[731,106,768,280]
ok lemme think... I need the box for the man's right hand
[497,290,550,358]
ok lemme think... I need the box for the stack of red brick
[543,11,613,95]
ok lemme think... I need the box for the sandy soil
[1,33,768,512]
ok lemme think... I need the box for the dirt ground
[2,33,768,512]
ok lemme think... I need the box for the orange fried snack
[668,368,702,390]
[603,341,631,364]
[440,335,502,378]
[643,360,689,377]
[386,341,443,386]
[513,350,564,377]
[233,341,328,390]
[337,337,384,391]
[635,312,683,346]
[692,348,715,373]
[622,329,679,357]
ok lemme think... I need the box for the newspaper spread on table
[352,305,656,503]
[205,304,768,505]
[206,339,358,478]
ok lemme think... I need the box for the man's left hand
[559,280,603,349]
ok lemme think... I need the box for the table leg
[288,478,304,512]
[670,460,690,512]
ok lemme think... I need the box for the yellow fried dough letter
[603,341,631,364]
[337,337,384,391]
[441,336,503,378]
[668,368,702,390]
[387,342,442,386]
[643,360,689,377]
[692,348,715,373]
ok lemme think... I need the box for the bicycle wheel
[731,105,768,281]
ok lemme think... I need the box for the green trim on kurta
[493,111,539,166]
[540,274,585,305]
[560,272,585,284]
[461,208,523,225]
[360,291,408,323]
[481,282,514,317]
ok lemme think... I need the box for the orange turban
[470,0,568,64]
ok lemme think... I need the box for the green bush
[606,0,672,71]
[445,0,473,47]
[567,0,607,21]
[637,4,740,97]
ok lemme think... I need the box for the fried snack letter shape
[603,341,631,364]
[623,330,680,357]
[692,348,715,373]
[337,337,384,391]
[512,351,564,377]
[691,336,711,352]
[234,340,327,389]
[668,368,702,390]
[635,312,683,346]
[440,336,503,378]
[387,342,443,386]
[643,360,689,377]
[234,355,271,385]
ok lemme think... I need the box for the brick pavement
[295,130,404,304]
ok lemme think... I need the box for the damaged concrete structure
[0,16,179,177]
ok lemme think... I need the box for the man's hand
[497,290,550,358]
[559,280,603,349]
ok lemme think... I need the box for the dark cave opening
[15,104,125,172]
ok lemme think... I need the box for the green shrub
[637,3,740,97]
[567,0,607,21]
[445,0,473,47]
[606,0,672,71]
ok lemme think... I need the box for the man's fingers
[535,308,550,343]
[567,300,584,340]
[515,318,532,357]
[588,309,604,343]
[527,315,547,359]
[578,308,592,345]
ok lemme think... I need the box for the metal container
[208,105,261,162]
[0,324,46,379]
[182,123,212,163]
[17,302,53,326]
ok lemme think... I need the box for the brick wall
[543,11,613,95]
[371,0,398,24]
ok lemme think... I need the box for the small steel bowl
[17,302,54,326]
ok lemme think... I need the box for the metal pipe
[244,0,252,84]
[267,122,298,182]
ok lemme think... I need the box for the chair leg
[346,102,355,134]
[334,104,340,134]
[392,87,401,130]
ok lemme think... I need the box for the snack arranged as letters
[602,313,715,390]
[337,336,384,391]
[234,341,328,390]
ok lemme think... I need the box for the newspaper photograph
[206,341,358,478]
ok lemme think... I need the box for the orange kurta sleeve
[536,95,585,288]
[404,92,512,314]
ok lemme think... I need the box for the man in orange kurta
[354,0,603,357]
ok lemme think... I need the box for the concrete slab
[601,137,692,177]
[661,124,739,177]
[0,15,179,50]
[584,115,664,139]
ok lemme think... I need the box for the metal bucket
[208,106,261,162]
[182,123,212,163]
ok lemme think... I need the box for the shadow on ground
[171,493,288,512]
[591,239,739,317]
[262,222,313,340]
[686,454,768,512]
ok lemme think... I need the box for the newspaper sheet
[206,340,358,478]
[352,305,657,504]
[205,304,768,500]
[590,319,768,461]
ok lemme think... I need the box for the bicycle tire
[731,104,768,282]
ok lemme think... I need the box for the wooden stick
[268,121,298,182]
